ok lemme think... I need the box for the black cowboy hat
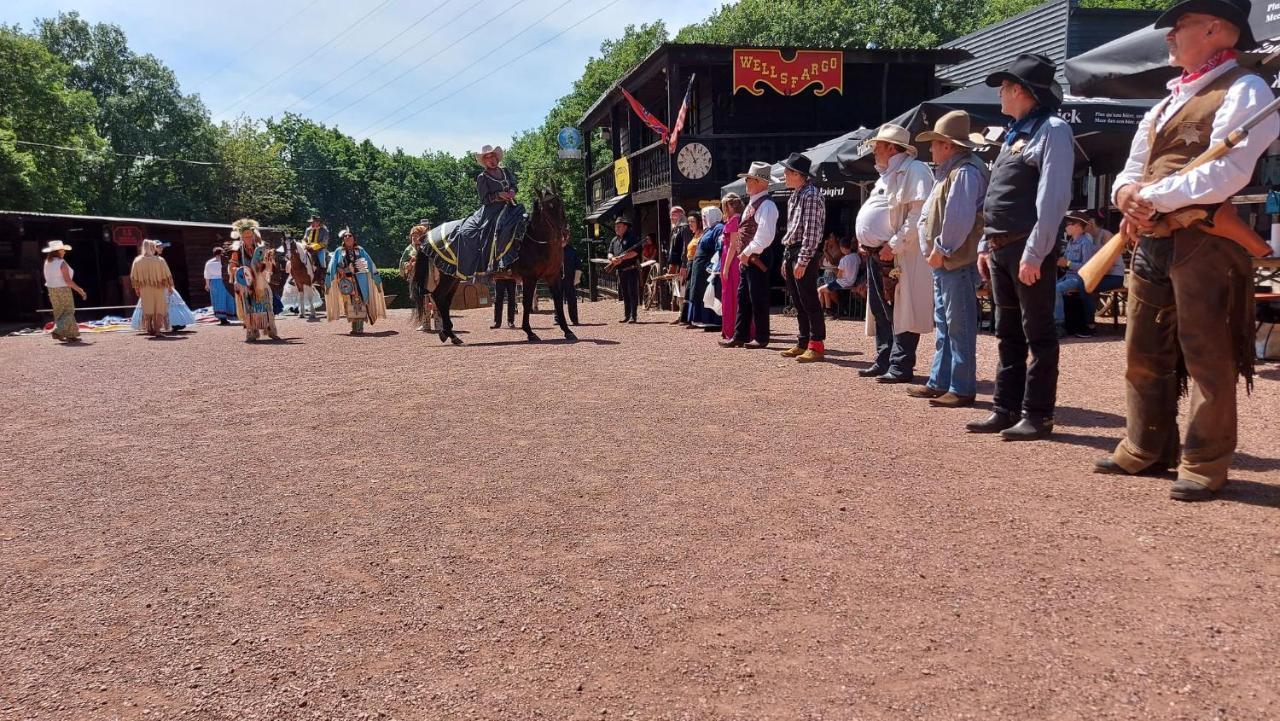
[985,53,1064,110]
[1156,0,1257,51]
[612,216,633,226]
[780,152,812,177]
[309,214,323,222]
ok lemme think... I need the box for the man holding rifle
[1100,0,1278,501]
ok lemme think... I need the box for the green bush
[378,268,411,308]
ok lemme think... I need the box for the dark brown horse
[417,189,574,343]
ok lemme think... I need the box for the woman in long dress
[42,240,87,342]
[718,194,744,341]
[687,207,724,330]
[205,247,236,325]
[130,239,174,337]
[326,229,386,335]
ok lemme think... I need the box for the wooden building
[0,211,280,323]
[578,43,967,252]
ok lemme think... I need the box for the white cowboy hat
[737,160,774,183]
[473,144,504,162]
[865,124,917,156]
[41,240,72,253]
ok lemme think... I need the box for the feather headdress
[230,218,261,240]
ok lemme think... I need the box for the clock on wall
[676,142,712,180]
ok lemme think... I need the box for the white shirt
[203,257,223,281]
[44,258,70,288]
[1112,60,1279,214]
[836,251,861,289]
[738,191,779,258]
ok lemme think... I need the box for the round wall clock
[676,142,713,180]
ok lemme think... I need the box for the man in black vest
[966,53,1074,440]
[608,216,642,323]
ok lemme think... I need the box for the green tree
[210,118,298,224]
[0,26,101,212]
[674,0,988,48]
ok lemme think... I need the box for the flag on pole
[620,87,669,144]
[668,74,696,155]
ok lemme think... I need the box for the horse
[284,240,322,319]
[416,189,574,344]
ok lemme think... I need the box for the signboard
[733,49,843,97]
[112,225,144,246]
[557,126,583,160]
[613,156,631,196]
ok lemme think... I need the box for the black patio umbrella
[719,127,874,197]
[1066,6,1280,100]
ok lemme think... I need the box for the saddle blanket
[427,203,528,280]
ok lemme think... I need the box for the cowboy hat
[41,240,71,254]
[473,144,504,162]
[612,216,633,226]
[915,110,986,150]
[780,152,813,177]
[865,124,918,156]
[1156,0,1257,50]
[985,53,1064,110]
[737,160,774,183]
[1064,211,1090,226]
[308,214,323,222]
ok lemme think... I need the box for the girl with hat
[325,228,386,335]
[41,240,87,342]
[130,239,176,337]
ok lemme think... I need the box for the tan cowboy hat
[1064,211,1089,226]
[915,110,986,150]
[737,160,774,183]
[865,124,917,156]
[473,144,504,162]
[41,240,71,254]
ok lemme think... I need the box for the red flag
[667,74,696,155]
[620,87,669,144]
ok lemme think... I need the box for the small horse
[284,240,321,319]
[417,189,574,344]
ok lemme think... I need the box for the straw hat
[865,124,917,156]
[473,144,504,162]
[915,110,985,150]
[41,240,72,254]
[737,161,774,183]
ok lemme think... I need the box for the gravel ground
[2,302,1279,721]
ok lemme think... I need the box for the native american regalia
[425,168,527,279]
[130,254,174,335]
[229,238,278,340]
[326,245,386,332]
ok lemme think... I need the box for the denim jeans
[927,264,979,397]
[1053,273,1086,324]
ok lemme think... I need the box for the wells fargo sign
[112,225,144,246]
[733,49,844,97]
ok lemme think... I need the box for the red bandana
[1178,49,1237,89]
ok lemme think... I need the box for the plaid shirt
[782,181,825,265]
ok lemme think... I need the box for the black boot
[965,411,1018,434]
[1000,417,1054,441]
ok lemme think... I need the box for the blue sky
[5,0,725,156]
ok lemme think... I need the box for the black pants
[733,262,771,344]
[618,267,640,320]
[783,247,824,347]
[865,252,920,376]
[493,278,516,324]
[988,240,1059,420]
[560,277,579,324]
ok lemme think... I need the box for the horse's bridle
[526,196,565,245]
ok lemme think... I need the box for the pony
[284,239,322,319]
[416,189,574,344]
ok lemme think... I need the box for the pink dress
[719,214,742,341]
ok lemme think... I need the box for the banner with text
[733,49,843,97]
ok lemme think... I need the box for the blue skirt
[209,278,236,319]
[131,289,198,330]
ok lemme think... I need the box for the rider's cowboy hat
[985,53,1064,110]
[308,214,323,222]
[1156,0,1257,50]
[41,240,72,253]
[473,144,504,162]
[737,161,774,183]
[915,111,986,150]
[865,124,918,156]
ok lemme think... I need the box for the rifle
[1080,94,1280,293]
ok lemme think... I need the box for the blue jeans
[927,265,979,397]
[1054,273,1087,324]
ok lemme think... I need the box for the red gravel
[2,303,1279,721]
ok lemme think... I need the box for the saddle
[426,203,529,280]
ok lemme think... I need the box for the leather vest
[922,154,989,270]
[738,194,774,251]
[1141,66,1254,195]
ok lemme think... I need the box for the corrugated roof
[0,210,255,230]
[940,0,1071,88]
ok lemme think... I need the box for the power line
[14,139,348,172]
[213,0,399,119]
[316,0,530,126]
[282,0,454,114]
[192,0,328,90]
[359,0,622,140]
[298,0,489,117]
